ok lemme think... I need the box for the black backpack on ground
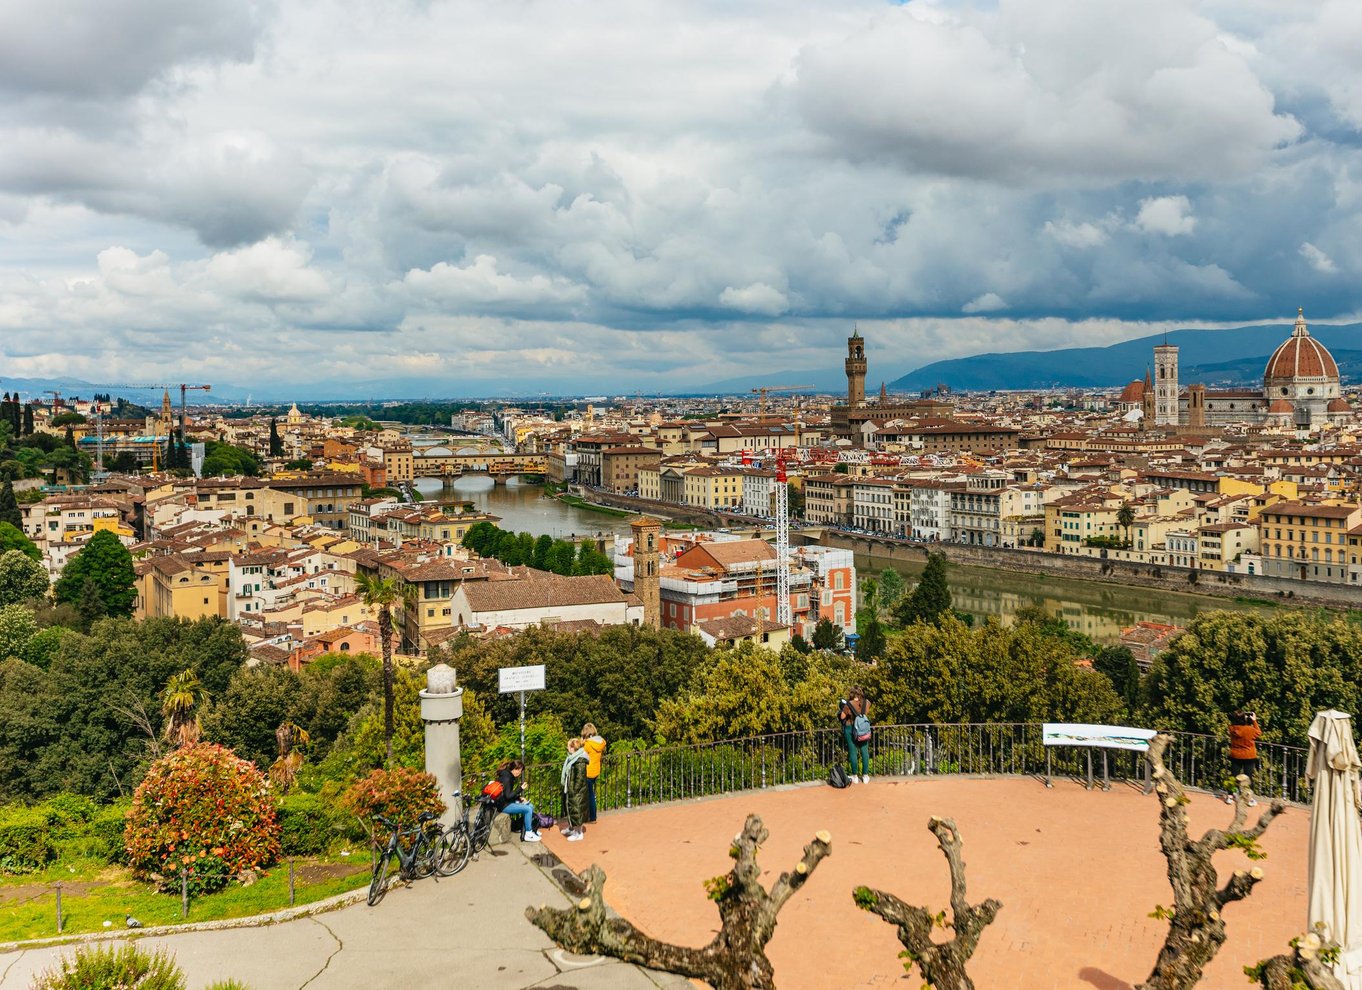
[827,765,850,788]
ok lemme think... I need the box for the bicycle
[433,790,500,879]
[367,811,445,906]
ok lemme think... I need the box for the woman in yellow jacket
[582,723,606,823]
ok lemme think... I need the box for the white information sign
[1042,723,1158,753]
[499,664,546,694]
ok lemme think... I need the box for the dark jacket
[495,767,523,810]
[563,756,589,827]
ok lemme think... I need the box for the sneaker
[523,831,542,842]
[566,830,584,842]
[1224,794,1235,805]
[847,775,857,785]
[862,775,871,783]
[560,827,572,836]
[1248,798,1258,807]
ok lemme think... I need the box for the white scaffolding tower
[775,460,791,627]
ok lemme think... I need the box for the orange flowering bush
[342,768,445,843]
[124,743,281,894]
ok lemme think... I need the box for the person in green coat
[561,737,590,841]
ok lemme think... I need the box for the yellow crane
[750,384,813,418]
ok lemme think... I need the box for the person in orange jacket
[1227,710,1262,807]
[582,723,606,823]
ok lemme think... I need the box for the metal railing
[473,723,1311,817]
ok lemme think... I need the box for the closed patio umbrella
[1307,708,1362,988]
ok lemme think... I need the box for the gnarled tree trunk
[526,813,830,990]
[1138,733,1286,990]
[853,816,1000,990]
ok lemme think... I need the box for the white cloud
[719,282,789,316]
[962,292,1007,314]
[1135,196,1197,236]
[1043,219,1109,249]
[403,256,587,309]
[1300,242,1339,274]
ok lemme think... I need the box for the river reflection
[857,552,1287,644]
[413,476,636,540]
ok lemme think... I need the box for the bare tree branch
[1137,733,1287,990]
[853,816,1000,990]
[526,814,831,990]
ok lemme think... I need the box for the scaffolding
[775,461,791,627]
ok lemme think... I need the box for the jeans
[586,776,598,822]
[503,800,534,833]
[843,724,870,777]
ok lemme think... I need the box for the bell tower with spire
[845,329,867,408]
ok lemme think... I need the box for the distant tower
[1154,342,1179,427]
[845,330,867,408]
[160,390,173,435]
[1186,384,1206,431]
[630,516,661,629]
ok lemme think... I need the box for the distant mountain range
[890,322,1362,392]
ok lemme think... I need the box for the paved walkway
[0,841,689,990]
[543,776,1309,990]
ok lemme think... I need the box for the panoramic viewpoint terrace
[517,724,1313,990]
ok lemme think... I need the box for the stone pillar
[419,663,464,827]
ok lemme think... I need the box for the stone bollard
[419,663,464,827]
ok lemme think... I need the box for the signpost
[498,664,546,764]
[1041,723,1158,791]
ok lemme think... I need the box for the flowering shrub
[342,767,445,843]
[124,743,281,894]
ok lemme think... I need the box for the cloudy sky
[1,0,1359,397]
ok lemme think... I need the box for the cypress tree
[896,551,953,626]
[0,476,20,528]
[22,403,33,436]
[64,425,76,450]
[268,418,284,457]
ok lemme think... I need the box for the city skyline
[2,0,1360,393]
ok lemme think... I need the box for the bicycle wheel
[470,804,494,854]
[435,826,471,877]
[412,830,439,879]
[367,846,392,906]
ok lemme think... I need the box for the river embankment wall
[824,532,1362,611]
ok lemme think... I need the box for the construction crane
[750,385,813,418]
[774,458,791,628]
[87,383,212,442]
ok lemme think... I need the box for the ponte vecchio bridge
[411,447,547,481]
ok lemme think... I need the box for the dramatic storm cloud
[1,0,1359,395]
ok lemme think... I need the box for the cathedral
[1117,309,1353,430]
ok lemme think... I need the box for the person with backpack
[582,723,606,823]
[489,760,541,842]
[838,688,872,784]
[560,738,590,841]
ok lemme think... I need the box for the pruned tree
[270,720,310,794]
[853,816,1000,990]
[1137,732,1287,990]
[1249,930,1347,990]
[527,814,831,990]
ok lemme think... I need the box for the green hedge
[0,805,58,872]
[278,794,356,855]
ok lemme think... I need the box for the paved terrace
[0,776,1309,990]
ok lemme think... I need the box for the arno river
[417,477,1287,643]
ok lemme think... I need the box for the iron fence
[467,723,1311,818]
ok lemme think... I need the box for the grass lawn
[554,493,634,517]
[0,853,369,943]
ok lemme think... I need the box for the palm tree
[161,670,208,748]
[270,721,311,794]
[356,572,402,765]
[1116,502,1137,548]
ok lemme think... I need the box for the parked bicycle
[367,811,451,906]
[435,791,500,878]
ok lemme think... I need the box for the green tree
[0,477,20,528]
[109,452,139,474]
[0,548,48,608]
[573,541,614,576]
[199,440,260,477]
[496,529,523,564]
[202,664,303,768]
[855,614,887,662]
[811,617,842,651]
[896,552,952,626]
[1094,645,1142,712]
[283,458,313,470]
[76,577,107,630]
[55,531,135,616]
[877,568,906,614]
[0,521,39,561]
[355,572,402,766]
[1142,610,1362,745]
[269,418,284,457]
[0,604,38,661]
[1116,502,1136,546]
[63,425,76,451]
[21,403,33,436]
[532,534,554,570]
[160,669,208,748]
[653,643,845,743]
[545,539,576,575]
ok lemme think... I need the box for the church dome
[1327,397,1351,412]
[1267,398,1293,413]
[1264,309,1339,382]
[1117,379,1146,403]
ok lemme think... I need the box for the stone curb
[0,884,369,954]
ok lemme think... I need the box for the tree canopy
[0,548,48,607]
[54,531,135,617]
